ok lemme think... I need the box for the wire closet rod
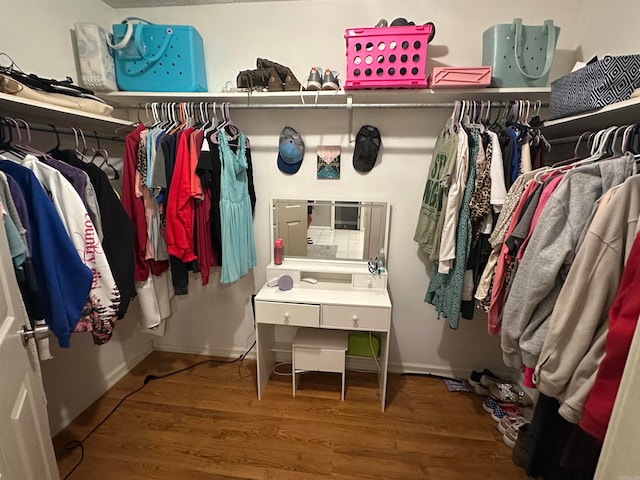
[3,121,125,143]
[118,100,550,110]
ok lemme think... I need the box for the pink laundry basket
[344,24,434,90]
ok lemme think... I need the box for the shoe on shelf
[489,383,532,407]
[266,67,285,92]
[257,58,302,92]
[236,67,271,90]
[497,415,529,435]
[321,69,340,90]
[306,67,322,91]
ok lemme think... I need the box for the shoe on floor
[489,383,532,407]
[497,415,529,435]
[306,67,322,91]
[479,371,509,388]
[469,369,501,394]
[321,69,340,90]
[504,422,530,449]
[482,398,520,422]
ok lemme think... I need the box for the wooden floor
[54,352,528,480]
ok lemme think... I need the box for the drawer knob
[352,315,359,326]
[367,280,372,287]
[284,312,290,320]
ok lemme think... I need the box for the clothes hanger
[568,126,617,168]
[210,102,230,144]
[14,118,50,158]
[89,131,119,180]
[71,127,90,162]
[0,116,27,159]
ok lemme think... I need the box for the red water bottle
[274,238,284,265]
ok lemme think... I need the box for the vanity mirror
[272,199,389,262]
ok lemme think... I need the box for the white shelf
[0,92,132,134]
[101,87,550,109]
[543,96,640,137]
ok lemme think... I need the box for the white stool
[292,328,348,400]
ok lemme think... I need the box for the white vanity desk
[254,258,392,411]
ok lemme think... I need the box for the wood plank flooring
[54,352,528,480]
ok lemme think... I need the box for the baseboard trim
[151,343,514,381]
[152,340,254,361]
[389,361,515,381]
[49,344,154,436]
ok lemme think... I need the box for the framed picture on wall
[317,145,341,179]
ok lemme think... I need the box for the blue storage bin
[111,18,207,92]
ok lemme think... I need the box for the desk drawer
[255,301,320,326]
[352,274,386,289]
[322,305,390,330]
[294,347,345,373]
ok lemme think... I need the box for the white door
[0,217,59,479]
[277,202,308,257]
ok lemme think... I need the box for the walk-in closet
[1,1,639,479]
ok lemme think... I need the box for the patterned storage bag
[549,55,640,120]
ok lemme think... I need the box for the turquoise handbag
[482,18,560,88]
[109,17,207,92]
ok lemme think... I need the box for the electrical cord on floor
[62,341,256,480]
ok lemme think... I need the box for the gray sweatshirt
[501,155,635,368]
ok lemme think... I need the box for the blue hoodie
[0,161,92,348]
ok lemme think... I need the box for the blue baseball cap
[277,126,305,174]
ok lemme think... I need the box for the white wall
[1,0,596,435]
[577,0,640,61]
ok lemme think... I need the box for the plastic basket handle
[513,18,556,80]
[107,17,152,50]
[107,17,173,63]
[134,24,173,62]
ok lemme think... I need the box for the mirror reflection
[273,199,387,261]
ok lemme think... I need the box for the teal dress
[218,130,257,284]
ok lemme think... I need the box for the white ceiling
[102,0,298,7]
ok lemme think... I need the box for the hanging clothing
[166,126,197,263]
[580,229,640,442]
[534,175,640,423]
[487,130,507,210]
[501,155,635,369]
[0,160,92,348]
[437,127,469,273]
[413,126,458,259]
[197,129,256,268]
[0,198,26,267]
[217,130,256,284]
[123,125,169,282]
[19,154,120,345]
[426,128,478,329]
[55,150,136,320]
[0,171,28,254]
[487,177,541,334]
